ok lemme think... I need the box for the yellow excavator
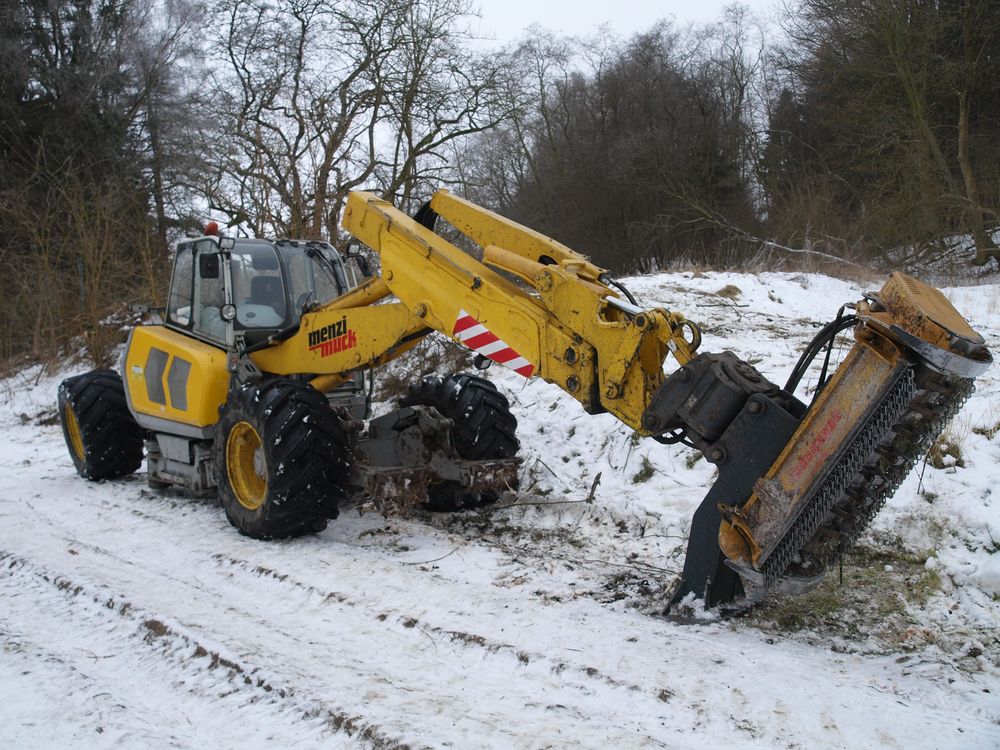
[57,190,992,608]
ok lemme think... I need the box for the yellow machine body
[124,325,230,435]
[129,190,700,436]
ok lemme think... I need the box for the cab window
[277,242,347,322]
[167,242,195,327]
[167,240,225,343]
[192,248,226,344]
[230,243,287,329]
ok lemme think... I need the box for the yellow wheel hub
[226,421,268,511]
[65,404,85,461]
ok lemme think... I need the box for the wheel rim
[226,421,268,511]
[65,404,85,461]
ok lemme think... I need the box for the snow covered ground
[1,270,998,749]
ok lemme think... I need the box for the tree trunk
[958,91,999,266]
[147,112,168,253]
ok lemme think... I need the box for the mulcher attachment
[657,273,992,609]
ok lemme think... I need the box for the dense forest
[1,0,998,361]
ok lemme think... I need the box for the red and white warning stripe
[453,309,535,377]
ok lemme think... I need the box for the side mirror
[198,253,221,279]
[346,242,372,277]
[354,255,372,278]
[219,237,236,250]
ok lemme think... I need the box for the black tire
[58,369,144,481]
[214,379,353,539]
[401,373,519,510]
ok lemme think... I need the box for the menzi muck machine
[58,190,992,608]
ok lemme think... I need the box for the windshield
[275,241,349,319]
[163,237,356,346]
[230,241,287,329]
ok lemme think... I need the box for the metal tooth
[830,505,853,520]
[760,369,921,589]
[921,379,952,395]
[816,527,844,543]
[845,487,866,505]
[910,402,938,417]
[876,444,900,461]
[793,375,974,578]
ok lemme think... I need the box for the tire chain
[764,366,974,589]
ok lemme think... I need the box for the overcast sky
[472,0,781,44]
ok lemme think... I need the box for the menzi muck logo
[308,315,357,357]
[453,309,535,377]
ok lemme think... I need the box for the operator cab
[165,237,354,348]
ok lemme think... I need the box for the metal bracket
[669,393,801,609]
[234,355,263,384]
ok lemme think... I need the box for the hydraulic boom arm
[343,190,702,431]
[256,190,701,429]
[258,189,992,608]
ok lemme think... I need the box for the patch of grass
[909,567,942,604]
[759,585,846,631]
[927,429,966,469]
[632,455,655,483]
[972,416,1000,441]
[715,284,742,299]
[744,544,943,647]
[984,527,1000,555]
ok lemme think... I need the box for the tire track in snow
[0,494,692,748]
[10,466,678,697]
[211,553,676,706]
[0,549,416,749]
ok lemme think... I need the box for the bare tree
[458,18,767,272]
[205,0,513,241]
[953,0,999,264]
[129,0,209,250]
